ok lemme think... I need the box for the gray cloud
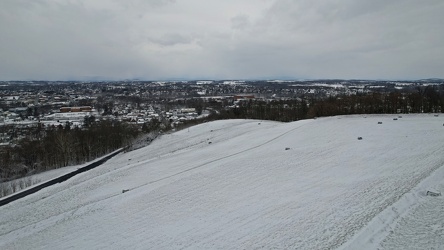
[231,15,250,30]
[1,0,443,80]
[149,33,195,46]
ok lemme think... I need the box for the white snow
[1,114,444,249]
[339,145,444,250]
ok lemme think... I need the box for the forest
[215,86,443,121]
[0,120,141,182]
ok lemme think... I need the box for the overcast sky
[1,0,443,81]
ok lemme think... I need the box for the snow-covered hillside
[1,114,443,249]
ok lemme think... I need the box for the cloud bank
[1,0,443,80]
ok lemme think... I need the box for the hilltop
[1,114,444,249]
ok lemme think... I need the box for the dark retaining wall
[0,149,124,207]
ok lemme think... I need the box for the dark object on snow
[0,149,124,207]
[122,189,130,193]
[357,137,363,140]
[434,114,439,117]
[393,118,398,120]
[398,116,402,118]
[426,191,441,196]
[208,141,212,144]
[378,122,382,124]
[285,147,291,150]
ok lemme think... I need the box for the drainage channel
[0,149,124,207]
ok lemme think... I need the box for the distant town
[1,79,443,145]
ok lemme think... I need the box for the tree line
[212,86,444,121]
[0,119,140,181]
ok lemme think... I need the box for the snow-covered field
[1,114,443,249]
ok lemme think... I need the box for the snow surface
[1,115,444,249]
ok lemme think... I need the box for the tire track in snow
[124,121,311,193]
[338,147,444,250]
[41,121,278,199]
[0,121,309,241]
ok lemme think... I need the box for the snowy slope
[341,152,444,250]
[0,115,443,249]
